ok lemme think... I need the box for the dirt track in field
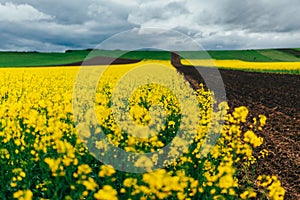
[172,52,300,199]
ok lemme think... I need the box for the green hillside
[1,48,300,67]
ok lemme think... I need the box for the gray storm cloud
[0,0,299,51]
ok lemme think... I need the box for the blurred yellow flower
[94,185,118,200]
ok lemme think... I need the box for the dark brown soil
[62,56,141,66]
[172,52,300,199]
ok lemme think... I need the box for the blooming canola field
[181,59,300,73]
[0,61,285,199]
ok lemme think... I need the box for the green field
[255,50,300,61]
[0,50,172,67]
[181,50,273,61]
[1,48,300,69]
[0,51,89,67]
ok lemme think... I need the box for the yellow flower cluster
[10,168,26,188]
[0,61,284,199]
[13,190,33,200]
[257,175,285,200]
[94,185,118,200]
[243,130,263,148]
[122,169,198,199]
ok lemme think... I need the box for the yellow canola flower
[134,156,154,171]
[99,165,116,177]
[257,175,285,200]
[94,185,118,200]
[218,174,235,189]
[82,177,98,191]
[13,189,33,200]
[182,59,300,71]
[243,130,263,148]
[240,188,257,199]
[44,158,61,173]
[259,114,267,127]
[232,106,249,123]
[123,178,138,187]
[77,164,93,175]
[138,169,197,199]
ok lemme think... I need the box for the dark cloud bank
[0,0,299,52]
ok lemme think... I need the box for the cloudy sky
[0,0,300,51]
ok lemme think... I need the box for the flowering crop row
[181,59,300,73]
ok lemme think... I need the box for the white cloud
[128,0,190,29]
[0,2,53,22]
[0,0,300,51]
